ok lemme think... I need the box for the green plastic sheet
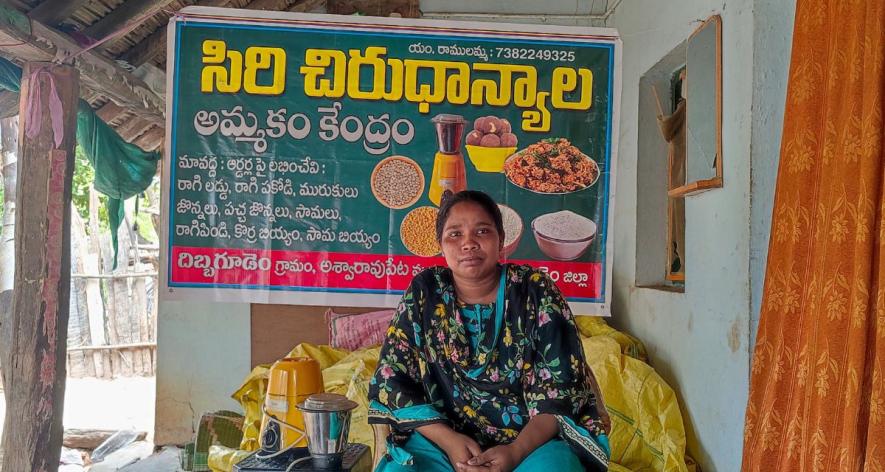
[0,57,160,265]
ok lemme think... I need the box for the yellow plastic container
[465,145,517,173]
[259,357,324,450]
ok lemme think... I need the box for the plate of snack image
[371,155,425,209]
[464,116,519,172]
[503,138,600,194]
[401,206,441,257]
[531,210,597,261]
[498,204,523,259]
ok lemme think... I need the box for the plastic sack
[582,335,690,472]
[575,316,649,362]
[319,346,381,448]
[207,445,252,472]
[286,343,350,369]
[320,347,380,393]
[608,463,634,472]
[230,365,270,452]
[326,308,394,351]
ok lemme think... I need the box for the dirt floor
[61,377,156,435]
[0,376,156,469]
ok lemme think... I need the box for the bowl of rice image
[498,204,523,259]
[531,210,597,261]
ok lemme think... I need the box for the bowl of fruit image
[464,115,518,173]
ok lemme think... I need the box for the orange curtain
[742,1,885,471]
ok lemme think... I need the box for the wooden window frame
[669,14,723,198]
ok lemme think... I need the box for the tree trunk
[0,62,79,472]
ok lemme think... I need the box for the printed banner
[162,7,621,314]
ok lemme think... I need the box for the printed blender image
[428,114,468,206]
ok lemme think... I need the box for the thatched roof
[0,0,419,152]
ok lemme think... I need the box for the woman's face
[440,201,503,281]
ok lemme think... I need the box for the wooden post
[0,117,16,293]
[0,62,79,472]
[70,206,103,377]
[110,217,134,376]
[87,188,111,378]
[100,231,121,376]
[123,211,144,376]
[68,204,91,377]
[0,116,17,391]
[124,209,152,376]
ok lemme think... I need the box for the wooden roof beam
[95,102,127,124]
[0,5,164,125]
[328,0,420,17]
[244,0,292,11]
[133,126,164,152]
[5,0,30,13]
[117,116,154,142]
[28,0,91,26]
[119,0,234,67]
[119,24,167,67]
[288,0,327,12]
[80,87,102,104]
[83,0,176,41]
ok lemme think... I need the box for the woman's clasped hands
[454,443,523,472]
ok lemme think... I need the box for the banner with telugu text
[162,7,621,315]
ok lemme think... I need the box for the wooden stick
[71,272,158,279]
[67,343,157,352]
[651,84,665,117]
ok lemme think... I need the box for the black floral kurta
[368,264,610,469]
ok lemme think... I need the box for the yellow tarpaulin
[216,319,696,472]
[582,332,694,472]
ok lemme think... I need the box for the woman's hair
[435,190,504,243]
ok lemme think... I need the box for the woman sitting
[368,190,610,472]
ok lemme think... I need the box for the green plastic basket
[179,410,245,471]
